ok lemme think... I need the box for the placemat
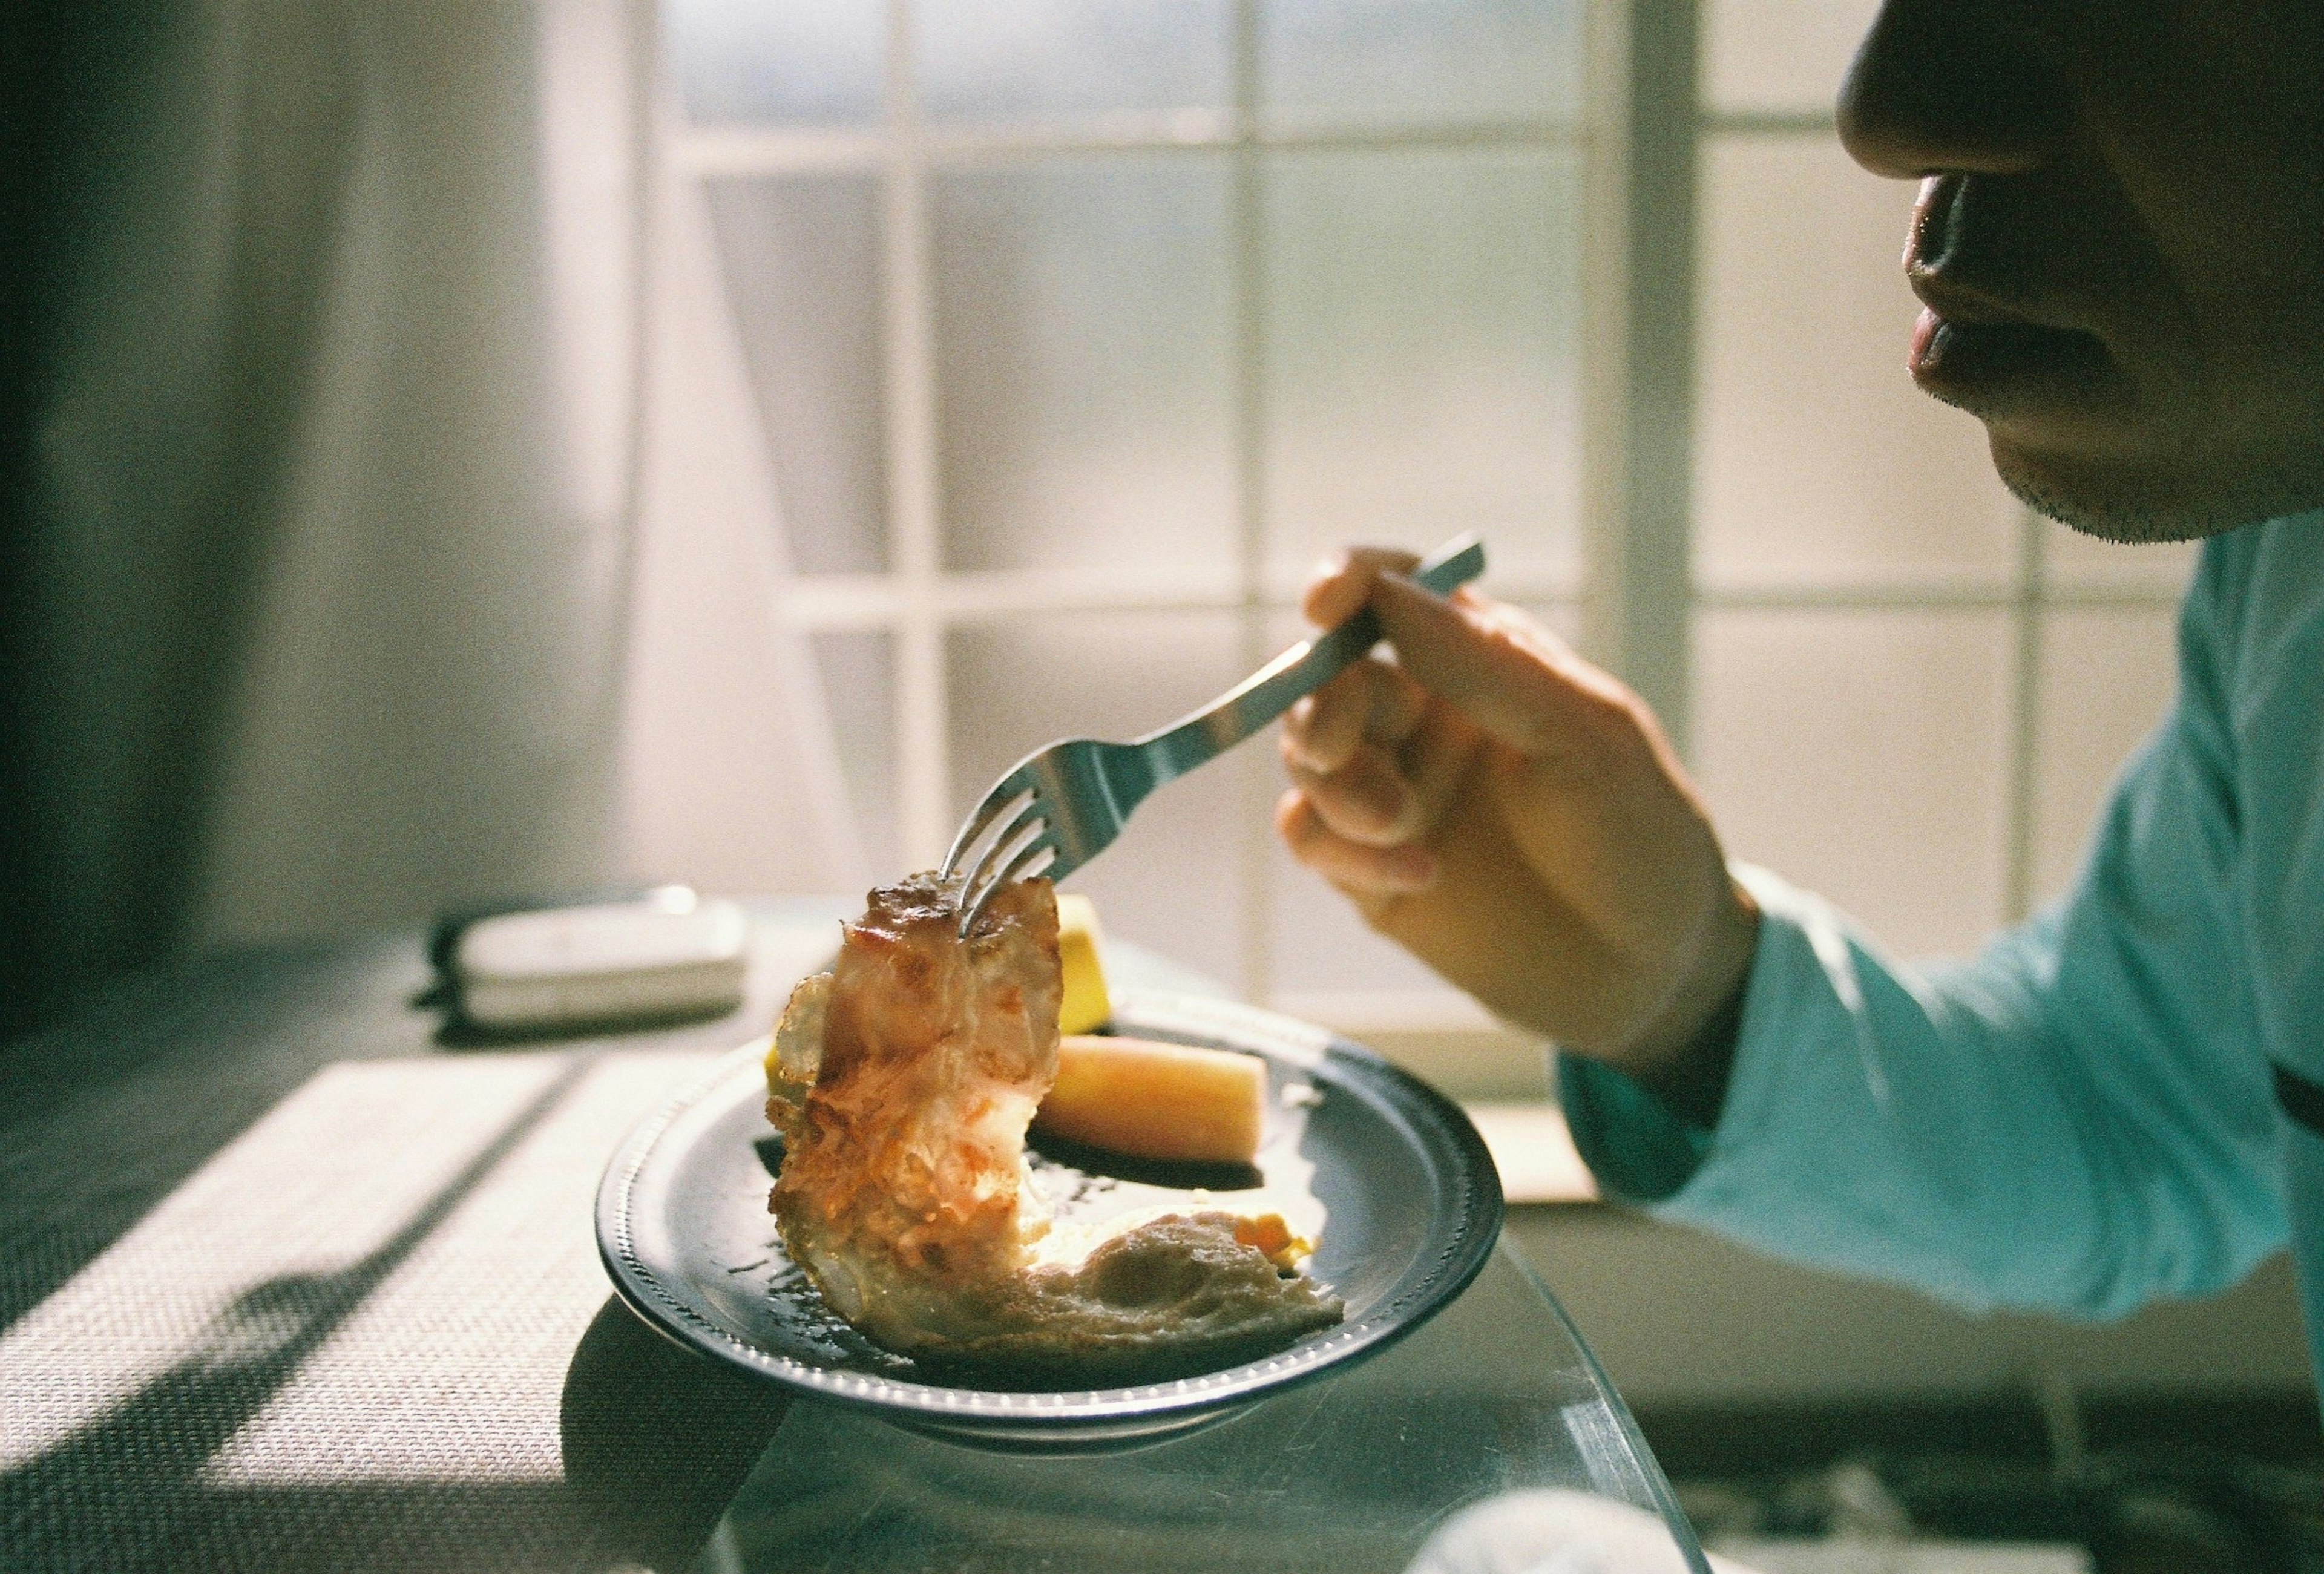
[0,915,838,1573]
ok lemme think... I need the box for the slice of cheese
[1056,893,1111,1035]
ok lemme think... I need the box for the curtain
[611,73,872,903]
[5,0,865,1037]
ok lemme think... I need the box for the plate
[594,987,1503,1450]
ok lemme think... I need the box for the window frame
[663,0,2187,1041]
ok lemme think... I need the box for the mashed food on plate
[764,873,1343,1376]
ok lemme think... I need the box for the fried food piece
[765,874,1342,1374]
[767,873,1060,1297]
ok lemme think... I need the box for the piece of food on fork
[763,873,1342,1377]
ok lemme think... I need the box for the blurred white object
[1405,1489,1755,1574]
[453,892,748,1030]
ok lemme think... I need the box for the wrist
[1610,876,1760,1129]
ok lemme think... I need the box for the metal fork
[940,534,1486,933]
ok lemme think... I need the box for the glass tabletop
[694,1233,1712,1573]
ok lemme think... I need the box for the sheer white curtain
[185,0,649,949]
[19,0,858,1022]
[612,77,870,899]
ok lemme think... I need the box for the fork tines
[941,775,1060,936]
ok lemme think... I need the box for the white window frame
[665,0,2185,1052]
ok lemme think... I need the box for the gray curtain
[5,0,652,1034]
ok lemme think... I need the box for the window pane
[665,0,881,125]
[1269,839,1462,998]
[919,0,1231,121]
[948,615,1250,982]
[1694,609,2014,959]
[1696,137,2019,592]
[1703,0,1879,117]
[2032,606,2180,907]
[1264,148,1583,592]
[1261,0,1584,128]
[813,630,901,877]
[933,157,1236,578]
[707,176,889,576]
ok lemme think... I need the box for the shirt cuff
[1555,862,1803,1205]
[1557,1054,1713,1203]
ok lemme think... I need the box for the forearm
[1565,865,2286,1317]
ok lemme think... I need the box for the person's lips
[1899,174,2189,457]
[1909,304,2102,387]
[1903,179,2131,426]
[1905,280,2117,420]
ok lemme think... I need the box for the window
[658,0,2189,1078]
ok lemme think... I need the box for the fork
[940,534,1486,933]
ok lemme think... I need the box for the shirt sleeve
[1562,545,2287,1318]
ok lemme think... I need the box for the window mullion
[1578,0,1632,683]
[1230,0,1275,1008]
[1607,0,1700,757]
[881,0,951,871]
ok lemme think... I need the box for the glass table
[698,1236,1712,1573]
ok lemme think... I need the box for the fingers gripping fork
[940,534,1486,936]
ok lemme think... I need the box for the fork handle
[1134,535,1486,781]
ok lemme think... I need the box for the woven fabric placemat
[0,916,838,1573]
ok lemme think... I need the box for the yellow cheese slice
[1056,892,1111,1035]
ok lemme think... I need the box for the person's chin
[1984,430,2324,545]
[1909,309,2207,542]
[1983,445,2194,543]
[1911,309,2324,542]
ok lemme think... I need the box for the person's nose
[1838,0,2067,180]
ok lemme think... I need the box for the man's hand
[1276,549,1760,1115]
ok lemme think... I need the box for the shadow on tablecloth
[0,938,799,1572]
[560,1296,791,1570]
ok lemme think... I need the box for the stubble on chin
[1985,434,2324,545]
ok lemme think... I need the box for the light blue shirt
[1562,514,2324,1371]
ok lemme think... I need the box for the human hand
[1276,549,1759,1098]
